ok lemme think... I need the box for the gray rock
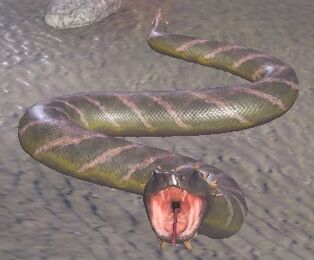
[44,0,121,29]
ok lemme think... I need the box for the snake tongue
[171,206,193,251]
[171,207,180,245]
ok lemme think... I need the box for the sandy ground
[0,0,313,259]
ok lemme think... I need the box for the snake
[18,9,299,250]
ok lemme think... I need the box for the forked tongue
[171,206,179,245]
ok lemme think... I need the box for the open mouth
[147,186,207,244]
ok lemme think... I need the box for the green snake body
[18,9,299,245]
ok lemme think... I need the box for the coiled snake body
[18,9,299,250]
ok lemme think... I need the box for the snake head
[143,168,210,246]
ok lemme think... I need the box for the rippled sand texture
[0,0,313,259]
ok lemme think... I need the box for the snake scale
[18,9,299,250]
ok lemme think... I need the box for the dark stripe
[78,144,143,173]
[187,91,249,124]
[176,39,209,52]
[233,53,270,69]
[55,100,89,128]
[233,86,287,111]
[35,134,105,154]
[114,94,153,129]
[143,94,190,128]
[204,45,243,59]
[122,153,178,181]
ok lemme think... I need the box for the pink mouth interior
[149,186,205,244]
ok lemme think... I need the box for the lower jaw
[159,235,195,251]
[156,227,199,244]
[160,236,192,244]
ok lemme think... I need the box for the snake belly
[18,9,299,244]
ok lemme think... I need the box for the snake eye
[153,170,168,184]
[179,175,186,181]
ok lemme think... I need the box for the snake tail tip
[152,8,168,25]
